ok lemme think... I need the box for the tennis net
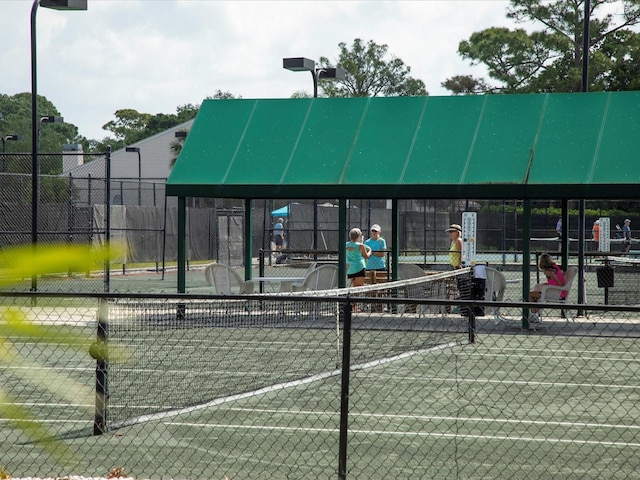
[96,267,476,432]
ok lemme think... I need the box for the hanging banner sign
[599,217,610,253]
[462,212,477,267]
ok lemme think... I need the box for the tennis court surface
[2,272,640,479]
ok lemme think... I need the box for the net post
[461,270,476,344]
[92,299,109,435]
[338,300,353,480]
[467,306,476,344]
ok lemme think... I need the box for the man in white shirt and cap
[364,224,387,271]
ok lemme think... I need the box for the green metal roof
[166,92,640,200]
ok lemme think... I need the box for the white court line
[483,346,640,357]
[109,340,463,430]
[0,419,91,425]
[163,422,640,449]
[0,401,92,408]
[368,374,640,390]
[465,351,640,363]
[199,406,640,432]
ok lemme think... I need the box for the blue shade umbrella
[270,205,289,217]
[271,203,302,217]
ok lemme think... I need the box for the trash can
[472,265,486,317]
[472,278,486,317]
[596,266,614,288]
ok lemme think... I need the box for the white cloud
[1,0,517,140]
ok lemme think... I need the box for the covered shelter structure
[166,92,640,307]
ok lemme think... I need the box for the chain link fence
[0,157,637,296]
[0,153,224,292]
[2,289,640,479]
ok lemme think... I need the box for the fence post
[92,299,109,435]
[105,147,111,293]
[338,300,352,479]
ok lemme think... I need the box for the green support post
[338,199,346,288]
[561,199,569,270]
[245,200,253,280]
[522,199,531,328]
[392,199,399,280]
[177,196,186,293]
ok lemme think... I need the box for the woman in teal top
[346,228,373,287]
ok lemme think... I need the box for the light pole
[283,57,345,256]
[126,147,142,205]
[31,0,87,292]
[577,0,591,313]
[1,135,23,173]
[38,115,63,175]
[282,57,346,98]
[1,134,23,154]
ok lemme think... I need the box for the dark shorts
[274,236,284,246]
[347,268,366,279]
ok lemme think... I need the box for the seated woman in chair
[528,253,566,323]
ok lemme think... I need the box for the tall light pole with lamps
[38,115,63,177]
[31,0,87,291]
[2,135,23,173]
[1,134,23,199]
[283,57,346,255]
[125,147,142,205]
[1,134,23,154]
[282,57,345,98]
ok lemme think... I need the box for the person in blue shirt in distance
[622,219,632,252]
[364,224,387,272]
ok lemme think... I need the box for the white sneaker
[528,313,540,323]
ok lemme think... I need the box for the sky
[1,0,520,141]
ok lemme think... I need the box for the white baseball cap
[370,224,381,232]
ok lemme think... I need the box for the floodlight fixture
[40,0,88,10]
[282,57,316,72]
[40,115,64,124]
[318,67,346,81]
[283,56,345,97]
[4,134,23,142]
